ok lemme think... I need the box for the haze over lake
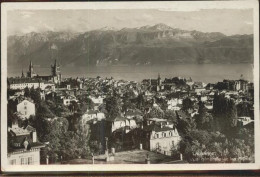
[8,63,253,83]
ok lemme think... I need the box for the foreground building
[7,121,45,165]
[141,119,181,156]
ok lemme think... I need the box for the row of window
[10,157,33,165]
[155,131,174,139]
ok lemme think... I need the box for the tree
[164,110,177,125]
[68,100,79,113]
[36,102,55,119]
[237,102,251,117]
[24,87,30,97]
[213,94,238,134]
[41,117,69,163]
[122,91,135,112]
[30,87,42,105]
[195,101,213,130]
[182,97,193,111]
[136,93,145,110]
[147,107,164,118]
[105,94,122,119]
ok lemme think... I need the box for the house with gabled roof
[140,120,181,156]
[7,121,45,165]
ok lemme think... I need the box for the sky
[7,9,253,36]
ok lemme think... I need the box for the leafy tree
[105,94,122,119]
[68,100,79,113]
[164,110,177,125]
[30,87,41,106]
[36,102,55,118]
[213,94,238,134]
[24,87,30,97]
[195,101,213,130]
[147,107,164,118]
[122,91,136,112]
[237,102,251,117]
[136,93,145,110]
[182,97,193,111]
[77,94,94,110]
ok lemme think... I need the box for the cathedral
[22,60,62,84]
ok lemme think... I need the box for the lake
[8,64,254,84]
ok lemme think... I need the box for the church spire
[21,69,25,78]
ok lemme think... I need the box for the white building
[142,121,181,156]
[89,96,104,104]
[61,95,78,106]
[8,78,55,90]
[107,116,137,133]
[17,99,35,119]
[237,117,254,126]
[81,110,105,124]
[8,123,45,165]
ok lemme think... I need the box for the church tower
[51,60,62,84]
[158,73,162,86]
[21,69,25,78]
[27,61,36,78]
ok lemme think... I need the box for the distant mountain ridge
[7,23,253,69]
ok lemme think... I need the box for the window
[21,158,28,165]
[169,131,172,136]
[24,102,27,105]
[28,157,33,165]
[11,159,16,165]
[163,133,166,137]
[14,143,20,147]
[155,134,159,138]
[172,141,175,146]
[24,106,27,110]
[25,111,27,115]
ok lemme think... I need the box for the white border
[1,1,259,172]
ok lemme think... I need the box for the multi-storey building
[7,121,45,165]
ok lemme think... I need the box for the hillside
[7,23,253,68]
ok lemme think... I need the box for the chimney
[32,131,37,143]
[23,140,29,150]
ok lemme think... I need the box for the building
[26,60,62,84]
[8,122,45,165]
[17,98,35,119]
[8,78,55,90]
[141,120,181,156]
[237,117,254,126]
[106,115,137,133]
[81,110,105,124]
[235,79,248,92]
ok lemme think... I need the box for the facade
[81,110,105,123]
[17,99,35,119]
[26,60,62,84]
[106,116,137,133]
[8,78,55,90]
[8,123,45,165]
[142,121,181,156]
[89,96,104,104]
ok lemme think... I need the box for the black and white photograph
[1,1,259,172]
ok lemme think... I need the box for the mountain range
[7,23,253,68]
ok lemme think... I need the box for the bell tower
[51,60,62,84]
[27,61,36,78]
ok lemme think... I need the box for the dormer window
[14,142,20,147]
